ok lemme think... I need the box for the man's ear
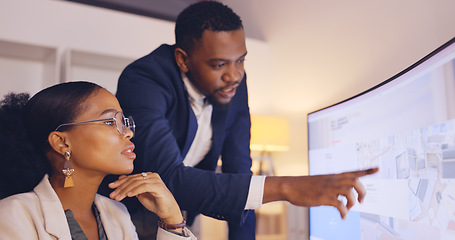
[48,131,70,155]
[174,47,189,73]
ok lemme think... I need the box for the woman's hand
[108,172,184,225]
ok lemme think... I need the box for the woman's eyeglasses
[55,112,135,136]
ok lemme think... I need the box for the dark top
[65,204,107,240]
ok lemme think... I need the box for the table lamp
[250,115,290,175]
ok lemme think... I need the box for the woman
[0,81,195,239]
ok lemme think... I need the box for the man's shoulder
[121,44,180,81]
[152,44,176,56]
[134,44,176,65]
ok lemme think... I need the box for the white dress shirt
[181,73,265,210]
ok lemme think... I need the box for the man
[106,1,378,239]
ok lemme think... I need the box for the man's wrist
[263,176,288,204]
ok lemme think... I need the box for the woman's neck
[49,173,105,240]
[49,173,104,215]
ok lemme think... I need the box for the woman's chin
[114,164,135,175]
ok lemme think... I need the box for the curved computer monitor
[307,37,455,240]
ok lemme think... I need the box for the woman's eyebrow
[98,109,119,117]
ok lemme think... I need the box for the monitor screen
[307,37,455,240]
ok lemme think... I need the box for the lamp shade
[250,115,290,152]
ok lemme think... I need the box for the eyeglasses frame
[54,112,135,136]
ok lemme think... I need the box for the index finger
[108,174,135,188]
[345,167,379,178]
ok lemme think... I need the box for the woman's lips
[121,144,136,159]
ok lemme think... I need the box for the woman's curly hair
[0,92,46,198]
[0,81,101,199]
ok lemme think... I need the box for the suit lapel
[35,175,72,239]
[205,107,227,167]
[182,102,198,159]
[94,196,124,239]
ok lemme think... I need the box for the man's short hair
[175,1,243,53]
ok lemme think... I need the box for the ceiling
[64,0,266,40]
[65,0,199,22]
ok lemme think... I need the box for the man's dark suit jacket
[104,44,255,239]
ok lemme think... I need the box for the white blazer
[0,175,195,240]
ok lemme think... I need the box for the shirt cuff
[244,175,266,210]
[157,227,196,239]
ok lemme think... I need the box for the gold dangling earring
[62,151,75,188]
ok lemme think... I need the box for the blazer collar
[34,174,72,239]
[94,195,124,239]
[180,72,198,158]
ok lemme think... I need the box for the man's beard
[206,91,232,110]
